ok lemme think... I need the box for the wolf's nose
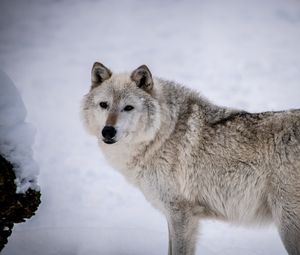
[102,126,116,139]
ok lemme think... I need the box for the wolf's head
[81,62,161,145]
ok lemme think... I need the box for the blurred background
[1,0,300,254]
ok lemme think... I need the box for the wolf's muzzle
[102,126,117,144]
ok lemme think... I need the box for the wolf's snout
[102,126,117,142]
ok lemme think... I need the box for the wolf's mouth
[103,138,116,144]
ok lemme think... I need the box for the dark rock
[0,154,41,251]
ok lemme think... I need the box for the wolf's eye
[99,102,108,109]
[123,105,134,111]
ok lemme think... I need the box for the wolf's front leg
[167,209,199,255]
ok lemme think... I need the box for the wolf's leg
[272,186,300,255]
[167,210,199,255]
[277,208,300,255]
[168,223,172,255]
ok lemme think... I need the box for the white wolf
[81,62,300,255]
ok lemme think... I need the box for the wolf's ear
[130,65,153,92]
[91,62,112,89]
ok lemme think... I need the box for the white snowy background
[0,69,39,193]
[1,0,300,254]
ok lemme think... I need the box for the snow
[1,0,300,254]
[0,70,39,193]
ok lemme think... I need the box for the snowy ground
[1,0,300,254]
[0,70,39,193]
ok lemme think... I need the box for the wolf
[81,62,300,255]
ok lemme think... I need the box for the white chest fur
[99,140,132,172]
